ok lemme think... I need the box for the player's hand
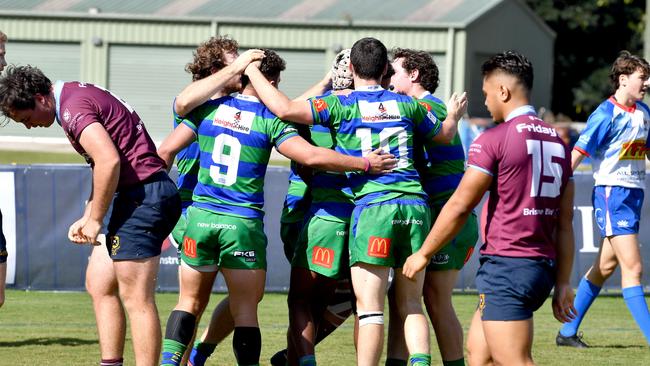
[446,92,468,122]
[552,282,577,323]
[402,251,429,280]
[243,60,263,76]
[366,148,397,174]
[68,217,88,244]
[232,49,265,74]
[80,218,103,246]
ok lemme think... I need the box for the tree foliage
[524,0,645,120]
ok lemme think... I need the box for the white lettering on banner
[0,172,16,285]
[160,256,179,265]
[575,206,598,253]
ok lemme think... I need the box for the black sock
[232,326,261,366]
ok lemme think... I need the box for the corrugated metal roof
[0,0,506,26]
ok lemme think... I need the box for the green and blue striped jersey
[416,93,465,205]
[310,85,441,204]
[173,100,200,214]
[182,93,298,219]
[280,163,310,224]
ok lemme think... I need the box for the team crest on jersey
[359,100,401,123]
[619,140,647,160]
[213,105,254,134]
[63,108,71,122]
[417,101,432,112]
[313,99,328,113]
[110,235,120,256]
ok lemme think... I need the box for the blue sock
[298,355,317,366]
[622,285,650,344]
[560,277,601,337]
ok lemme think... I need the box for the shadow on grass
[0,337,97,347]
[588,344,647,349]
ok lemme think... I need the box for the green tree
[525,0,645,120]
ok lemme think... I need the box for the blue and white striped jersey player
[557,51,650,347]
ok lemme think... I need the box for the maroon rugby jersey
[53,81,165,188]
[467,106,572,259]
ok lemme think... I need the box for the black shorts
[475,255,555,321]
[106,172,181,260]
[0,209,6,264]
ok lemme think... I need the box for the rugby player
[403,51,576,366]
[557,51,650,347]
[0,66,182,366]
[387,48,478,366]
[157,49,395,366]
[245,37,467,366]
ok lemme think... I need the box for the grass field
[0,290,648,365]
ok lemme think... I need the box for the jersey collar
[505,105,536,121]
[418,91,432,99]
[608,96,636,113]
[53,80,64,126]
[355,85,383,92]
[234,93,261,103]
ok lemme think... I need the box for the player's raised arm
[402,167,491,279]
[278,135,396,174]
[245,63,314,125]
[552,179,577,323]
[157,123,196,171]
[432,92,468,143]
[175,49,264,116]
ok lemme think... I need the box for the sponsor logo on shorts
[368,236,391,258]
[312,99,328,113]
[336,230,347,236]
[430,253,450,265]
[183,237,197,258]
[619,140,647,160]
[479,293,486,316]
[391,219,423,226]
[463,246,475,264]
[617,219,630,228]
[233,250,257,262]
[196,222,237,230]
[312,246,334,269]
[109,235,120,256]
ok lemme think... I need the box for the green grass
[0,150,290,167]
[0,290,648,365]
[0,150,85,164]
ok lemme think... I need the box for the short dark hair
[350,37,388,80]
[241,49,286,88]
[481,51,534,91]
[393,48,439,93]
[610,50,650,90]
[0,65,52,117]
[186,35,239,81]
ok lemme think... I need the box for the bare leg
[198,296,234,344]
[466,310,492,366]
[386,282,409,361]
[86,245,125,361]
[423,270,464,362]
[608,234,643,288]
[113,257,162,366]
[393,268,429,358]
[585,237,618,286]
[351,263,390,366]
[482,317,535,366]
[0,262,6,308]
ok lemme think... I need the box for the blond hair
[0,31,7,43]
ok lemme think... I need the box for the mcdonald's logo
[312,246,334,268]
[183,237,197,258]
[367,236,391,258]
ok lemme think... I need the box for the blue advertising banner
[1,165,646,292]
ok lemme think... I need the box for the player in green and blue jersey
[385,48,478,366]
[245,37,467,366]
[157,49,395,366]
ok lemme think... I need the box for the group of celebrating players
[0,29,649,366]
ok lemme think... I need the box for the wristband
[363,157,370,173]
